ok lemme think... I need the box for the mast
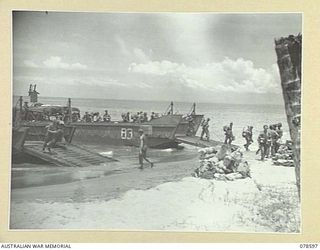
[28,84,32,96]
[67,98,72,124]
[191,102,196,115]
[19,96,23,112]
[275,34,301,198]
[29,84,39,103]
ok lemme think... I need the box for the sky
[13,11,302,104]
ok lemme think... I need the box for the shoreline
[10,150,300,232]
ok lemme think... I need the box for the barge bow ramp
[22,141,116,168]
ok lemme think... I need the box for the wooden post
[68,98,72,124]
[19,96,23,111]
[275,34,301,198]
[14,96,24,127]
[170,101,174,115]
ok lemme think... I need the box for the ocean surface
[11,96,290,192]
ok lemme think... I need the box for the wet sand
[10,148,300,232]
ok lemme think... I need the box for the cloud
[23,57,88,70]
[129,57,281,93]
[129,60,184,75]
[133,48,149,63]
[43,56,87,70]
[23,60,39,68]
[114,35,131,57]
[115,35,151,63]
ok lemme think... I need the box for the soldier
[143,112,148,122]
[138,128,154,169]
[138,111,144,123]
[132,112,139,123]
[242,126,253,151]
[186,114,195,136]
[93,112,102,122]
[269,125,280,157]
[275,122,283,153]
[224,122,234,144]
[256,125,271,160]
[82,112,92,123]
[200,118,210,141]
[126,112,131,122]
[103,110,111,122]
[150,112,156,120]
[42,120,59,153]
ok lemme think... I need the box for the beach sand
[10,150,300,232]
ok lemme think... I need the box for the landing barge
[13,86,204,149]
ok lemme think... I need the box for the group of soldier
[81,110,111,123]
[200,118,284,161]
[124,111,160,123]
[256,123,283,160]
[200,119,235,145]
[80,110,160,123]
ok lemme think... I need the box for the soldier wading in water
[138,128,154,169]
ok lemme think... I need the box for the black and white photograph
[11,11,301,232]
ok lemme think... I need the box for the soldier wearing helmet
[275,122,283,153]
[242,125,253,151]
[42,120,59,153]
[256,125,271,160]
[224,122,234,145]
[200,118,210,141]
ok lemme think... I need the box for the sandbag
[201,170,216,179]
[208,156,219,165]
[225,173,243,181]
[216,144,231,161]
[236,161,250,177]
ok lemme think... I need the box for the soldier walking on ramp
[42,120,65,153]
[138,128,154,169]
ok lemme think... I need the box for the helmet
[138,128,144,133]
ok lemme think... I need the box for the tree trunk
[275,34,302,199]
